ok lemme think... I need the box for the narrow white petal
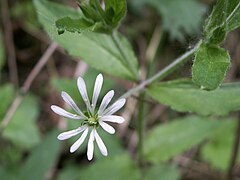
[61,92,87,118]
[102,98,126,116]
[70,127,89,153]
[57,126,87,140]
[87,129,95,160]
[92,74,103,112]
[99,121,115,134]
[94,129,108,156]
[51,105,82,119]
[77,76,91,112]
[100,115,125,124]
[98,90,114,116]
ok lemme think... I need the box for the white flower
[51,74,126,160]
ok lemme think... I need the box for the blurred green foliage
[144,116,224,164]
[3,95,41,149]
[202,120,240,170]
[130,0,207,41]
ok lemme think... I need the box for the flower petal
[99,121,115,134]
[94,129,108,156]
[57,126,87,140]
[77,76,91,112]
[102,98,126,116]
[61,91,87,118]
[51,105,82,119]
[70,127,89,153]
[100,115,125,124]
[98,90,114,116]
[92,74,103,112]
[87,129,95,160]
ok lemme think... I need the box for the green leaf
[0,32,5,71]
[202,120,240,170]
[104,0,127,28]
[33,0,138,81]
[141,0,206,41]
[0,84,14,119]
[20,130,61,180]
[3,95,41,149]
[143,164,180,180]
[147,79,240,116]
[78,154,140,180]
[192,42,230,90]
[204,0,240,44]
[144,116,223,164]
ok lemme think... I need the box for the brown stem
[227,114,240,180]
[1,0,19,87]
[0,42,58,132]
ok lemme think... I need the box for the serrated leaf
[192,42,230,90]
[202,120,240,170]
[0,84,14,119]
[141,0,206,41]
[147,79,240,116]
[3,95,41,149]
[20,130,61,180]
[204,0,240,44]
[144,116,222,164]
[33,0,138,81]
[78,154,140,180]
[143,164,180,180]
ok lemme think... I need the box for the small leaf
[147,79,240,116]
[202,120,240,170]
[144,116,223,164]
[192,42,230,90]
[143,164,180,180]
[3,95,41,149]
[20,130,61,180]
[34,0,139,81]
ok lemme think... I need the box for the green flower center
[88,117,98,125]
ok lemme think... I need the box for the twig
[120,42,200,99]
[0,42,58,132]
[227,114,240,180]
[1,0,19,87]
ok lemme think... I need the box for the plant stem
[137,92,145,167]
[120,43,199,99]
[227,114,240,180]
[111,31,139,80]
